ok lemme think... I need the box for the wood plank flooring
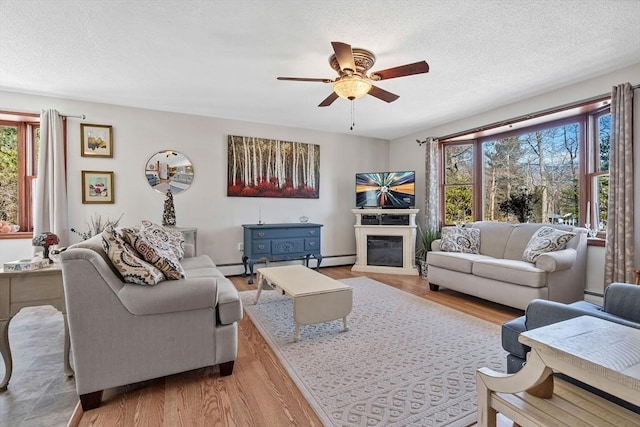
[73,266,523,427]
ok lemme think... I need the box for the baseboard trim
[218,255,356,277]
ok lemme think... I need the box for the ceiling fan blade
[371,61,429,80]
[318,92,339,107]
[277,77,333,83]
[368,85,400,103]
[331,41,356,73]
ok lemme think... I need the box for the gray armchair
[502,282,640,374]
[60,235,242,410]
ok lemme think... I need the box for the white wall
[0,91,389,271]
[390,63,640,296]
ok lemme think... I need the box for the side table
[0,264,73,390]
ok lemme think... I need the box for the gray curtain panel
[423,137,440,229]
[604,83,635,285]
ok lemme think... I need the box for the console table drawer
[305,238,320,251]
[252,228,319,240]
[252,242,271,254]
[271,239,304,255]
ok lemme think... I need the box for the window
[0,112,40,236]
[588,111,610,231]
[442,142,474,224]
[439,101,610,230]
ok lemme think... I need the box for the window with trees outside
[0,113,40,237]
[440,102,610,233]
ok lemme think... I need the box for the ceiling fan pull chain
[350,100,355,130]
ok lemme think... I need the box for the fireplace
[367,235,403,267]
[351,208,419,275]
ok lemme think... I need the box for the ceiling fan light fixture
[333,75,371,100]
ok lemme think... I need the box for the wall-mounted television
[355,170,415,208]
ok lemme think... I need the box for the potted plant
[416,223,441,276]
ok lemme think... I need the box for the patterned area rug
[240,276,507,427]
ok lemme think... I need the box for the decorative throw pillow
[522,226,576,263]
[440,226,480,254]
[101,225,165,285]
[121,221,185,280]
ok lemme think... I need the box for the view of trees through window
[0,125,19,224]
[0,118,40,234]
[441,108,611,228]
[484,121,581,224]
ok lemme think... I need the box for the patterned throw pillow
[101,225,165,285]
[440,226,480,254]
[522,226,576,263]
[121,221,185,280]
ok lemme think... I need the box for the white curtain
[604,83,634,285]
[34,109,69,246]
[423,137,440,229]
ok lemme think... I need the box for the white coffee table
[255,265,352,342]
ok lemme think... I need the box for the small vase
[43,245,52,264]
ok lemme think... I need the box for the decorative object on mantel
[299,216,309,223]
[162,189,177,226]
[80,123,113,158]
[32,232,59,263]
[227,135,319,199]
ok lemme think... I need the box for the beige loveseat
[60,233,243,410]
[426,222,587,310]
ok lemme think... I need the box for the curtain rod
[433,83,640,143]
[60,113,86,120]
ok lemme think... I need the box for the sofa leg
[429,283,439,291]
[79,390,103,411]
[219,361,235,376]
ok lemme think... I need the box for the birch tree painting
[227,135,320,198]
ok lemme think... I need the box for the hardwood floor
[73,266,523,427]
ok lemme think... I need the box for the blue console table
[241,223,323,284]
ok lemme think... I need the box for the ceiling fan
[277,41,429,107]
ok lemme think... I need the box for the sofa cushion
[122,222,185,280]
[116,276,219,316]
[180,255,216,270]
[522,226,576,263]
[469,222,515,258]
[473,258,547,287]
[427,251,493,274]
[440,226,480,253]
[101,225,165,285]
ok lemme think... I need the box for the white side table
[167,226,198,255]
[0,264,74,390]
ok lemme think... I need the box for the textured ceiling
[1,0,639,139]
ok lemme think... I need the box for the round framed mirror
[145,150,194,194]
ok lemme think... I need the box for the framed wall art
[227,135,320,198]
[82,170,114,204]
[81,124,113,158]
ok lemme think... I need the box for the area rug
[240,277,507,427]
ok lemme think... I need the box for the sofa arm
[217,278,243,325]
[534,248,576,272]
[524,299,603,330]
[604,282,640,323]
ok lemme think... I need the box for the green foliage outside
[0,126,18,223]
[444,186,472,224]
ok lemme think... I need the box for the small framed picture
[81,124,113,158]
[82,170,114,204]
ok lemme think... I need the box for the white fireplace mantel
[351,209,419,275]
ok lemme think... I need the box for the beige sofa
[426,222,587,310]
[60,234,243,410]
